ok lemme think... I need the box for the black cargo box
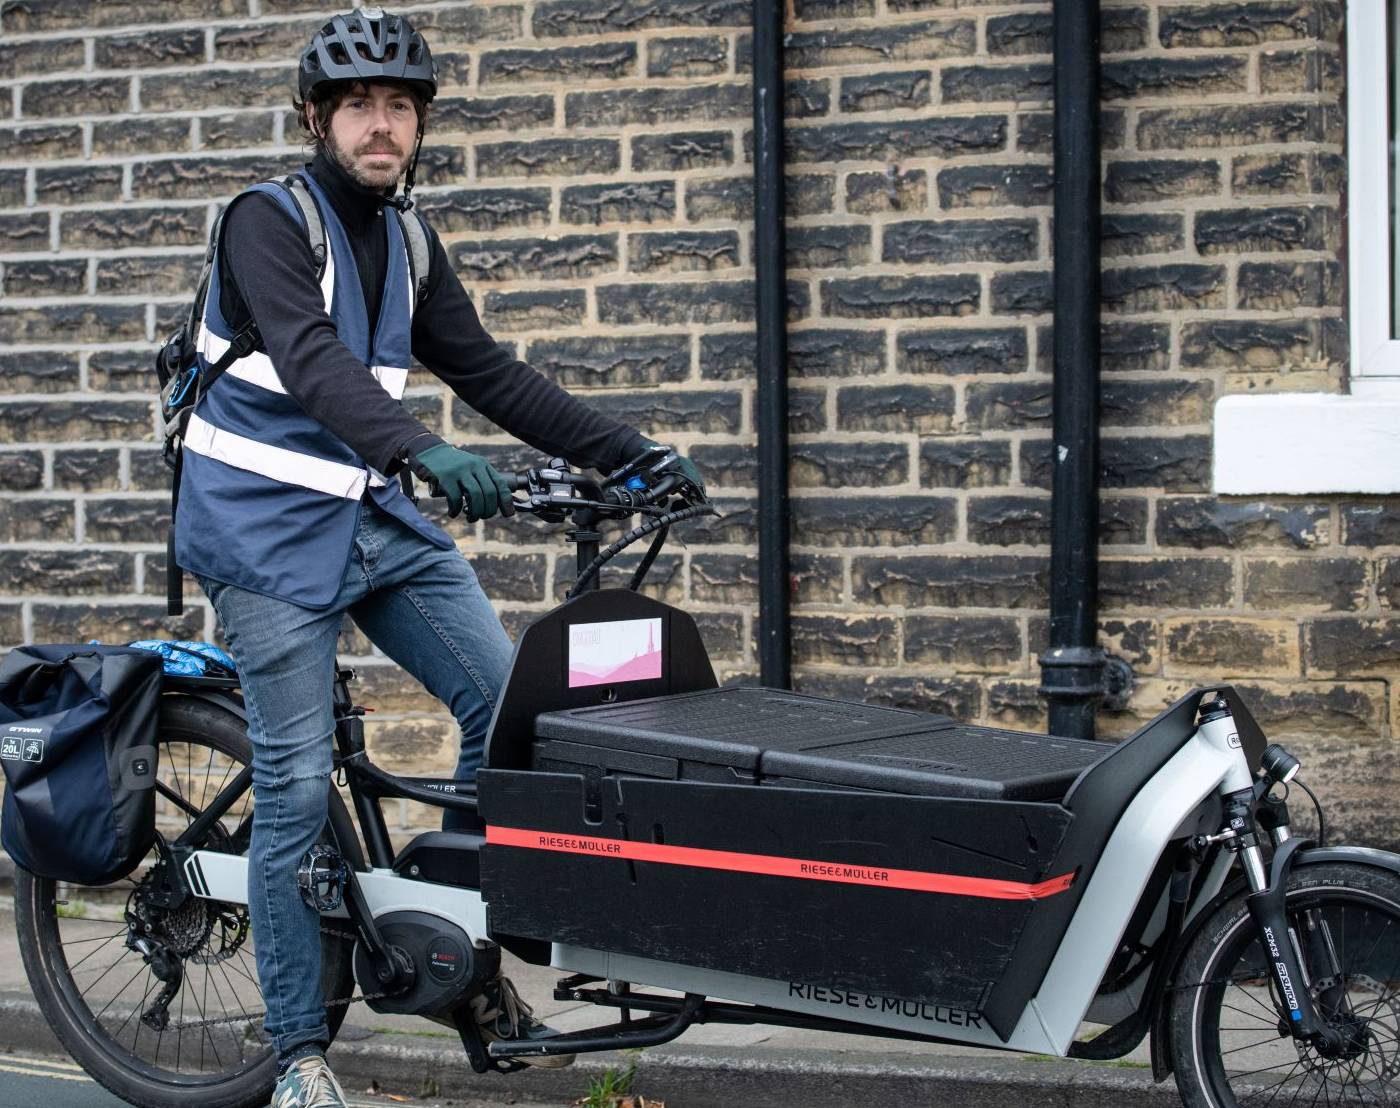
[479,768,1078,1023]
[481,687,1117,1028]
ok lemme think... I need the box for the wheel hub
[1296,975,1400,1088]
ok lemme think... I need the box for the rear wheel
[1170,862,1400,1107]
[13,695,356,1108]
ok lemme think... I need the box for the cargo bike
[12,448,1400,1108]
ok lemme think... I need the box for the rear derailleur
[123,836,248,1031]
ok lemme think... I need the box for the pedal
[298,844,348,911]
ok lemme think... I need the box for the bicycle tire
[13,694,356,1108]
[1170,861,1400,1108]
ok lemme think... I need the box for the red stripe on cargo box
[486,826,1075,901]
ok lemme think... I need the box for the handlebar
[488,452,716,597]
[501,452,706,522]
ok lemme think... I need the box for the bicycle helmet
[298,7,438,104]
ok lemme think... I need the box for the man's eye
[347,99,367,109]
[391,102,411,112]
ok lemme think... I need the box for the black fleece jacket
[217,150,646,477]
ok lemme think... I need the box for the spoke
[214,956,265,1052]
[164,741,189,809]
[176,972,185,1073]
[1249,1058,1306,1108]
[1230,979,1287,1021]
[1224,1035,1295,1056]
[111,968,154,1047]
[184,964,223,1074]
[77,940,139,1000]
[65,931,127,973]
[1226,997,1283,1026]
[92,961,150,1024]
[1232,1059,1319,1082]
[59,928,129,947]
[222,956,260,988]
[202,965,245,1065]
[1360,914,1392,978]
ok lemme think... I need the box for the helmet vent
[328,42,350,65]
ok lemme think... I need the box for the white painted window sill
[1213,385,1400,494]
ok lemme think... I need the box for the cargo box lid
[533,686,956,771]
[762,726,1110,801]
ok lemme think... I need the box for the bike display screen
[567,617,663,688]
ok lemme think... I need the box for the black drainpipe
[1039,0,1109,737]
[753,0,791,688]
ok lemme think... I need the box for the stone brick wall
[3,0,1393,848]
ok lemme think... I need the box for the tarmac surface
[0,854,1185,1108]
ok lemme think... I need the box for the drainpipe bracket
[1101,653,1135,712]
[1037,647,1134,711]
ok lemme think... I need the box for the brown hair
[292,79,428,150]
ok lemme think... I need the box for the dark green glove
[642,438,706,498]
[408,443,514,521]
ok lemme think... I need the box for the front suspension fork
[1239,835,1342,1048]
[1197,699,1342,1053]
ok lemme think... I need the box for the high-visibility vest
[175,172,453,609]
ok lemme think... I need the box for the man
[176,10,702,1106]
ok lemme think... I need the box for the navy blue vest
[175,173,453,609]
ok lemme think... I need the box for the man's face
[319,81,420,191]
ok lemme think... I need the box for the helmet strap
[391,126,425,212]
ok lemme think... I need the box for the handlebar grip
[503,472,528,492]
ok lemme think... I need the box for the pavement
[0,865,1183,1108]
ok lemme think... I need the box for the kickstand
[451,1003,526,1075]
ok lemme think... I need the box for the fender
[1149,842,1400,1081]
[164,684,246,720]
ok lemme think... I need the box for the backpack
[0,644,164,886]
[155,174,432,615]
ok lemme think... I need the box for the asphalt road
[0,1052,566,1108]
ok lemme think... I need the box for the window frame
[1347,0,1400,386]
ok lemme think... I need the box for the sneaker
[271,1054,349,1108]
[470,969,576,1068]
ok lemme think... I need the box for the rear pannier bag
[0,644,163,885]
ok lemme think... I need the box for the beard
[324,130,408,192]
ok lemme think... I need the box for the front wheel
[1170,861,1400,1107]
[13,694,356,1108]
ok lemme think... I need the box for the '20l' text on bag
[0,645,163,885]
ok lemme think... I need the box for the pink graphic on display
[568,617,662,688]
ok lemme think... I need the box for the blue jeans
[197,497,513,1061]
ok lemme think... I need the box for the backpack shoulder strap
[397,207,431,308]
[269,173,328,279]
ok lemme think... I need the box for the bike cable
[1294,778,1327,846]
[567,502,717,599]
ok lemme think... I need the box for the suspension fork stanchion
[1197,696,1344,1053]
